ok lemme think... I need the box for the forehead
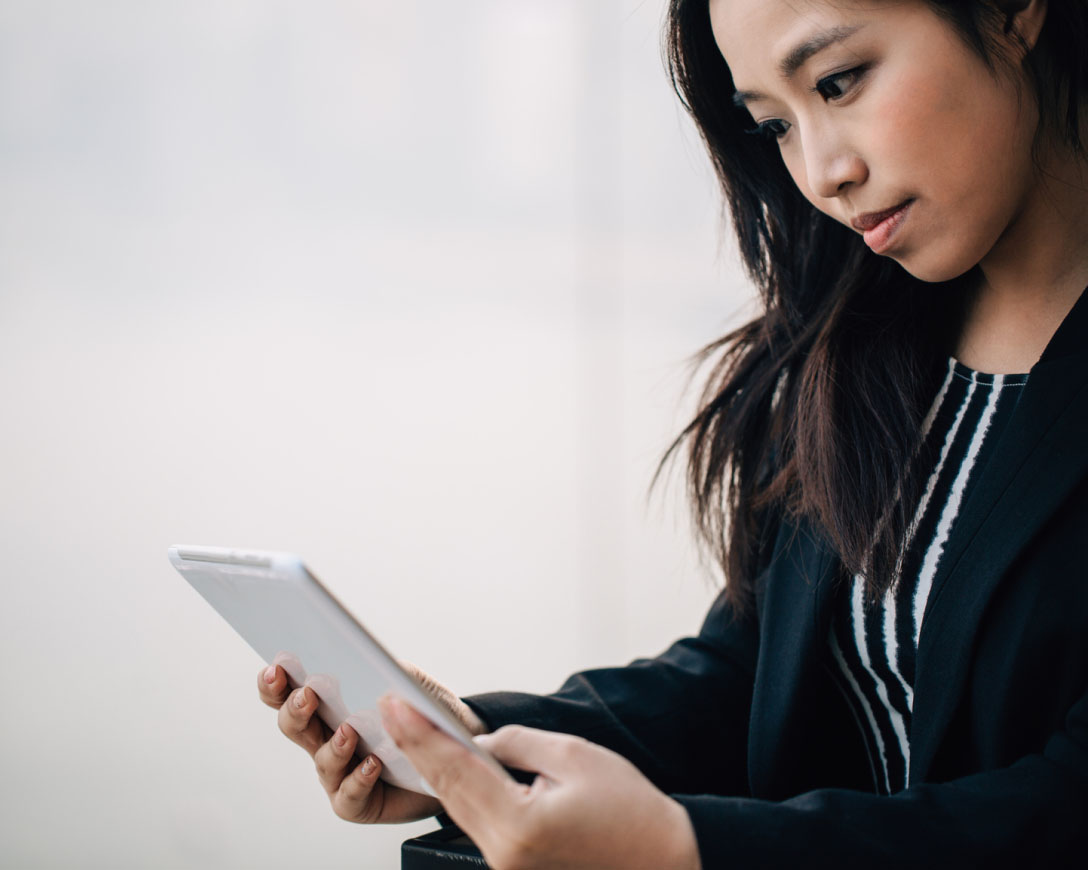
[709,0,879,82]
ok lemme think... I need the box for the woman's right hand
[256,661,489,824]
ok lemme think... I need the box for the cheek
[865,65,956,178]
[879,61,1029,200]
[779,149,831,219]
[780,153,812,204]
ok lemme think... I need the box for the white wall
[0,2,752,867]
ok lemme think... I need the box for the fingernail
[391,697,415,723]
[334,726,347,748]
[377,694,400,721]
[378,697,404,738]
[294,689,308,709]
[263,666,277,685]
[361,755,377,776]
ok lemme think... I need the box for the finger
[313,723,362,796]
[277,686,330,757]
[379,696,525,829]
[257,664,290,709]
[474,725,590,781]
[331,752,385,821]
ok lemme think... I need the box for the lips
[851,199,914,254]
[851,199,914,232]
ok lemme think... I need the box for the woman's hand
[256,661,488,824]
[379,696,702,870]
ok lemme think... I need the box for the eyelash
[812,63,869,101]
[745,64,870,143]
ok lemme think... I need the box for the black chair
[401,822,489,869]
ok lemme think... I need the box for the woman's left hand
[378,696,701,870]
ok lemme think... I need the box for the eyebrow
[732,24,864,108]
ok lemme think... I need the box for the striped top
[828,356,1030,794]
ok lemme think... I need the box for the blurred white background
[0,1,751,867]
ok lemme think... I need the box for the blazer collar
[910,284,1088,782]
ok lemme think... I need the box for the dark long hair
[661,0,1088,614]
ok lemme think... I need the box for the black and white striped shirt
[829,356,1030,794]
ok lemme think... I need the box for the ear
[1000,0,1047,53]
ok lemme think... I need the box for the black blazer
[466,286,1088,867]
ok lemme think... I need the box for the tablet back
[168,545,476,794]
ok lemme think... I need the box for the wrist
[458,702,489,736]
[661,797,701,870]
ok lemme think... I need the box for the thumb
[474,725,589,780]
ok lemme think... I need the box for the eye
[813,64,869,101]
[745,118,792,142]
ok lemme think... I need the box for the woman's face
[709,0,1044,282]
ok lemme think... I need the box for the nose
[801,126,868,200]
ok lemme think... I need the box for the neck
[957,137,1088,373]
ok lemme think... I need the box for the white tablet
[168,545,505,795]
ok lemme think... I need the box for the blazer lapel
[910,285,1088,783]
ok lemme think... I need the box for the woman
[258,0,1088,866]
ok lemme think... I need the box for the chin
[889,246,981,284]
